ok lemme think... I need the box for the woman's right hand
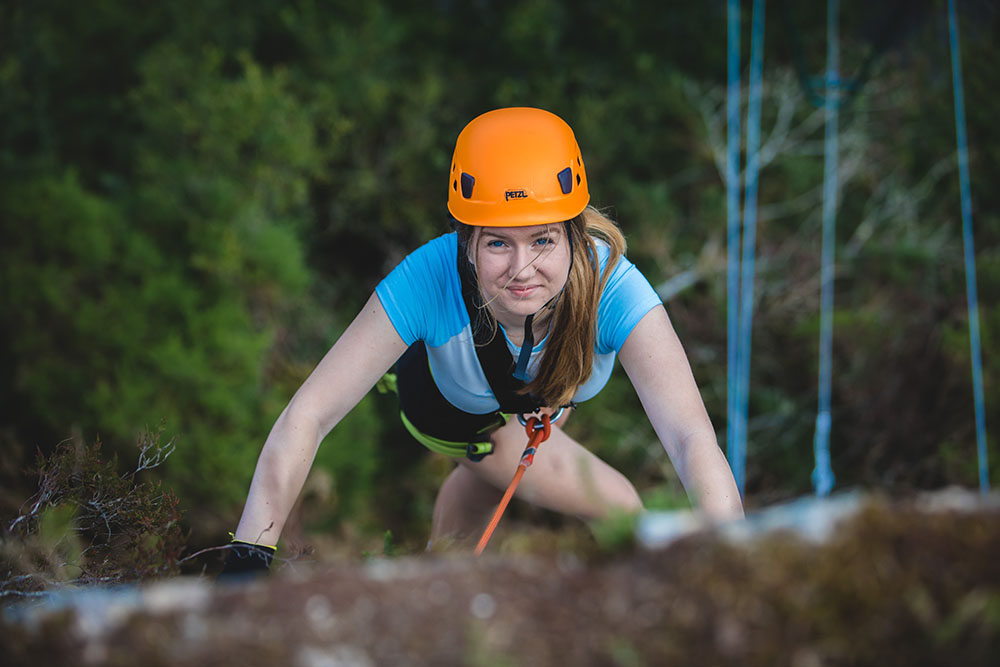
[216,540,275,583]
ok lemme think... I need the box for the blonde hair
[456,205,626,407]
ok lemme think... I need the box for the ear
[466,226,480,266]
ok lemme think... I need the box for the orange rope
[474,413,552,556]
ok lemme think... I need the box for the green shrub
[1,430,186,597]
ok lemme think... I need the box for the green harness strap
[380,371,510,459]
[399,410,507,458]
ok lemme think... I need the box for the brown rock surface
[3,492,999,666]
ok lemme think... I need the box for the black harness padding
[456,246,543,415]
[395,341,506,443]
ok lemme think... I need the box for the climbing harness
[475,412,554,556]
[394,342,509,462]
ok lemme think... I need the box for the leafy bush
[1,431,186,598]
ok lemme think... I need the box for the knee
[599,472,644,517]
[570,466,645,521]
[450,462,504,507]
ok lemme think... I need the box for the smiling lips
[507,285,539,297]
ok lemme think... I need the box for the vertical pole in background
[734,0,766,498]
[947,0,990,494]
[726,0,743,495]
[812,0,839,498]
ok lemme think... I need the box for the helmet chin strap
[513,296,561,380]
[512,313,536,382]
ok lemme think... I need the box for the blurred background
[0,0,996,560]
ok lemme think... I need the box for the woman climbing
[221,107,743,576]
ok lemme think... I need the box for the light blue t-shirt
[375,232,662,414]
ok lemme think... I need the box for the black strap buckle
[465,442,493,462]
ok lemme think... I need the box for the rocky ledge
[3,490,999,666]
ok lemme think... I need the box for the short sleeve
[374,233,464,347]
[595,250,663,354]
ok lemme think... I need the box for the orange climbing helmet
[447,107,590,227]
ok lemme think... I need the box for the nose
[509,245,537,281]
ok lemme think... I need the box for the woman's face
[473,223,571,328]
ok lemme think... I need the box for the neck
[498,309,552,348]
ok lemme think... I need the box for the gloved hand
[217,539,276,583]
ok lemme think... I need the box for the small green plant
[1,430,187,598]
[361,530,397,560]
[590,510,640,554]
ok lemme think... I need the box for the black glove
[217,540,276,582]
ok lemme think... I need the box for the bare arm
[618,305,744,521]
[233,292,408,545]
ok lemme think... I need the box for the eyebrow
[480,228,561,241]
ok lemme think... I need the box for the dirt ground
[3,491,999,666]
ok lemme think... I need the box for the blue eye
[486,240,506,248]
[535,237,553,246]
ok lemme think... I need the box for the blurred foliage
[1,430,185,595]
[0,0,996,560]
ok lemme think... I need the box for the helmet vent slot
[557,167,573,195]
[461,173,475,199]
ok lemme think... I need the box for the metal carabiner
[517,406,565,429]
